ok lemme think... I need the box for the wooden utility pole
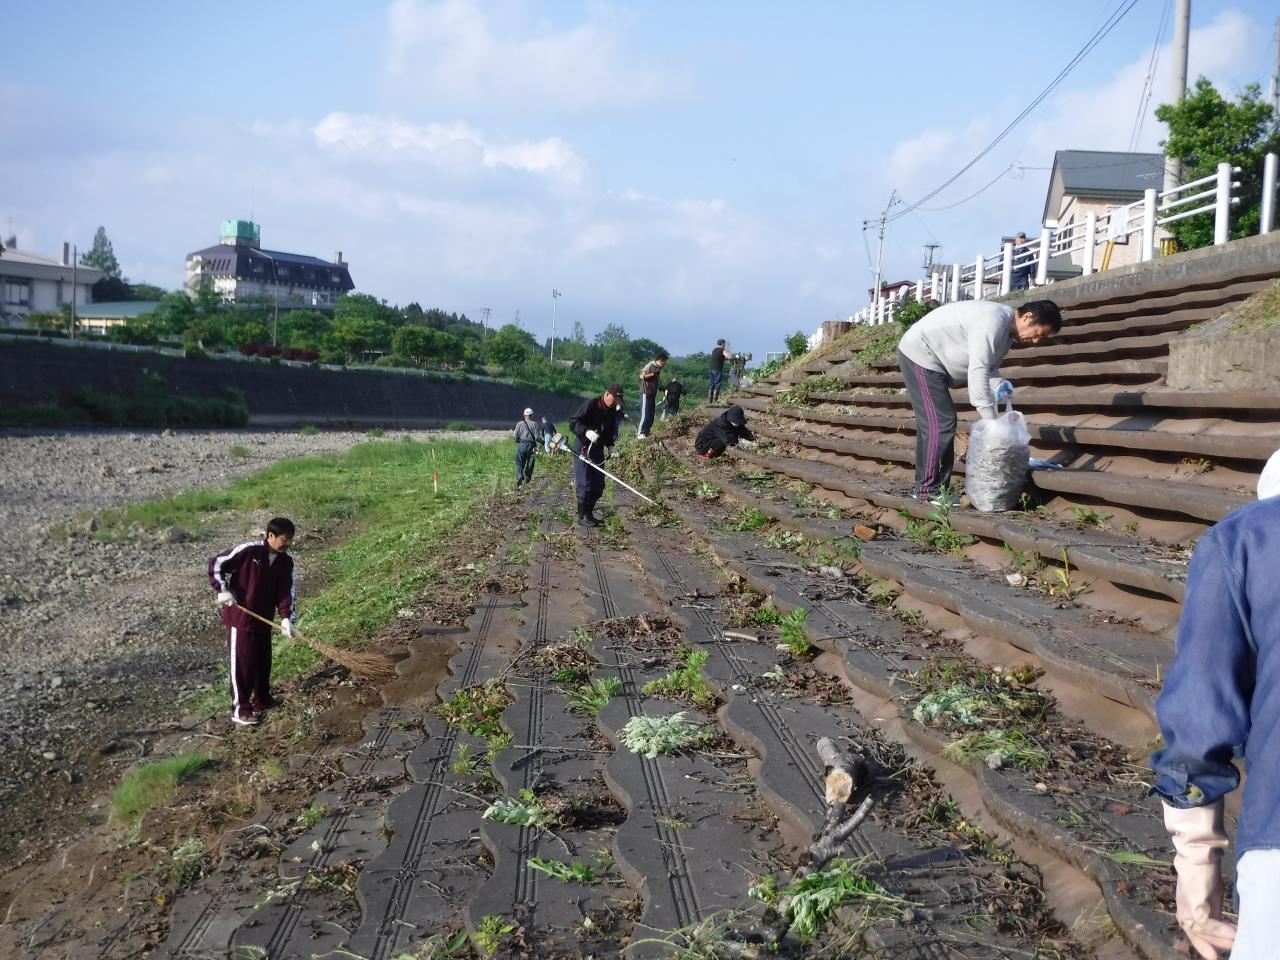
[1162,0,1191,193]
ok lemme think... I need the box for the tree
[81,226,121,278]
[392,326,436,364]
[149,292,197,336]
[228,319,270,347]
[129,282,168,301]
[785,332,809,357]
[92,276,132,302]
[334,292,400,331]
[486,324,535,370]
[1156,78,1279,250]
[277,310,331,350]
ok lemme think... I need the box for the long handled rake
[233,604,398,681]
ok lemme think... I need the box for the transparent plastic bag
[965,401,1031,512]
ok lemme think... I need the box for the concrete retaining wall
[0,339,586,428]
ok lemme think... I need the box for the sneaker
[231,709,260,727]
[636,433,648,440]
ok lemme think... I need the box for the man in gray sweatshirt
[896,299,1061,501]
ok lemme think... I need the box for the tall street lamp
[549,288,561,363]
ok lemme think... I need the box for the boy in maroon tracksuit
[207,517,297,726]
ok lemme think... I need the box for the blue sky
[3,1,1276,356]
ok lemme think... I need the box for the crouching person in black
[569,384,622,526]
[694,404,754,461]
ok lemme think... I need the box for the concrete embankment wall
[0,339,586,428]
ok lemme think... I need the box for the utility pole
[549,289,561,363]
[69,244,77,340]
[479,306,491,339]
[1163,0,1192,193]
[866,190,900,307]
[921,242,941,274]
[1270,16,1280,135]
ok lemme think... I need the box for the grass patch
[779,608,814,657]
[724,508,770,532]
[909,660,1052,770]
[90,437,510,683]
[899,491,975,556]
[436,680,512,740]
[111,752,212,826]
[565,676,623,717]
[773,374,844,408]
[642,647,716,708]
[1229,278,1280,332]
[0,372,248,428]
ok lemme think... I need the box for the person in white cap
[513,407,539,486]
[1149,448,1280,958]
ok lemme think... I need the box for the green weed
[527,856,596,884]
[473,915,515,958]
[724,508,769,532]
[296,802,327,829]
[1071,506,1111,528]
[299,424,319,436]
[483,789,553,829]
[564,676,623,717]
[229,444,250,459]
[642,648,716,708]
[449,743,474,776]
[619,712,710,758]
[779,608,814,657]
[436,681,512,739]
[111,752,212,826]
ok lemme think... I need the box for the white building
[0,242,103,325]
[185,220,354,309]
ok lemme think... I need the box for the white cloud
[311,112,587,181]
[870,8,1266,280]
[383,0,676,112]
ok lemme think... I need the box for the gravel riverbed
[0,427,504,865]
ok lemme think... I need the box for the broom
[233,604,398,681]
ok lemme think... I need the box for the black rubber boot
[578,496,601,527]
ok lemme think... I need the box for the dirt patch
[585,613,684,666]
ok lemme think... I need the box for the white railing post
[950,263,962,302]
[1213,162,1232,245]
[886,297,895,325]
[1035,228,1050,285]
[1142,188,1157,261]
[1083,212,1097,275]
[973,255,984,299]
[917,278,925,303]
[1262,153,1278,234]
[1000,241,1013,295]
[930,272,940,301]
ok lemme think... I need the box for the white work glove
[585,429,600,444]
[606,447,615,459]
[217,590,235,608]
[280,618,294,638]
[994,379,1014,403]
[1163,801,1237,959]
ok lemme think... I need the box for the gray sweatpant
[898,349,957,500]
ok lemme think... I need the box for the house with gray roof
[0,242,103,326]
[1041,150,1165,277]
[185,220,354,310]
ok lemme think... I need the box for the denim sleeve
[1150,534,1253,807]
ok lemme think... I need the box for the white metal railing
[850,152,1278,327]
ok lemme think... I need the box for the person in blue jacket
[1149,451,1280,959]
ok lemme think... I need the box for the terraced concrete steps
[840,359,1167,390]
[720,447,1188,603]
[676,450,1171,721]
[747,421,1252,526]
[656,471,1186,960]
[623,520,1070,958]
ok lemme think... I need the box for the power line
[1127,0,1172,154]
[888,0,1141,223]
[918,163,1016,212]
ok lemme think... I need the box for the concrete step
[839,359,1167,391]
[709,446,1189,603]
[747,422,1250,527]
[739,397,1280,465]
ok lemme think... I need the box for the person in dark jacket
[513,407,539,485]
[208,517,297,727]
[540,415,559,454]
[662,378,686,419]
[694,404,754,460]
[568,384,621,526]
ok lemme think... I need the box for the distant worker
[637,351,667,439]
[662,377,686,420]
[1148,453,1280,960]
[708,339,735,405]
[513,407,539,486]
[729,352,751,389]
[568,384,622,526]
[694,404,755,461]
[1009,232,1033,291]
[897,299,1061,503]
[208,517,297,727]
[540,415,562,454]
